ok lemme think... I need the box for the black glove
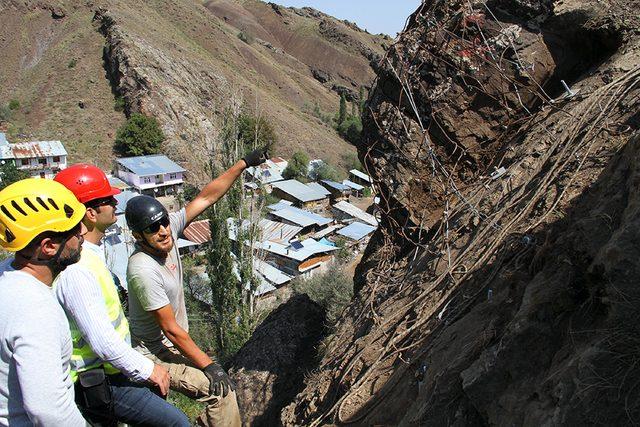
[202,362,236,398]
[242,147,268,167]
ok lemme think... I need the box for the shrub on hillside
[0,105,11,122]
[114,113,164,156]
[283,151,309,180]
[337,115,363,144]
[291,266,353,326]
[315,161,342,181]
[8,100,19,111]
[237,30,254,44]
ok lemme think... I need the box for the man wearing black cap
[125,149,267,427]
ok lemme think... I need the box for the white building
[114,154,185,197]
[0,133,67,179]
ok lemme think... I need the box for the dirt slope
[280,0,640,424]
[0,0,387,174]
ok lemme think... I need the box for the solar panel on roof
[290,241,304,250]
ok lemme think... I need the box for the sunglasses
[144,215,170,234]
[87,197,117,209]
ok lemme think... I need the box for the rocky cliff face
[280,0,640,424]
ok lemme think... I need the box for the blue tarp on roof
[117,155,185,176]
[337,221,376,241]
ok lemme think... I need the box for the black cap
[125,195,168,233]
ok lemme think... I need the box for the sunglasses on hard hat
[144,215,170,234]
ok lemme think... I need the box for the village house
[270,179,330,211]
[349,169,372,188]
[114,154,185,197]
[244,158,287,191]
[331,200,378,227]
[0,133,67,179]
[336,221,377,244]
[320,179,351,202]
[255,238,338,279]
[266,203,332,236]
[342,179,365,197]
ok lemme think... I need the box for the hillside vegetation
[0,0,387,176]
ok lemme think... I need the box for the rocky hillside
[273,0,640,425]
[0,0,388,177]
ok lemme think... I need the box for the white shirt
[55,240,154,382]
[0,268,86,426]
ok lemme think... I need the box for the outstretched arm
[185,148,268,224]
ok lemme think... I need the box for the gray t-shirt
[127,208,188,355]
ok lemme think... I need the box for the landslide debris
[280,0,640,425]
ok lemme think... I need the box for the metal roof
[342,179,364,191]
[321,180,349,192]
[349,169,371,183]
[333,200,378,226]
[271,179,328,202]
[7,140,67,159]
[0,133,7,146]
[266,200,293,211]
[269,206,332,228]
[312,224,344,239]
[116,155,185,176]
[258,218,302,244]
[256,237,338,261]
[245,160,284,184]
[114,190,140,214]
[183,220,211,244]
[306,182,331,196]
[108,175,131,190]
[177,238,198,249]
[337,222,376,241]
[255,260,292,286]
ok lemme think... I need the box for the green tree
[114,113,164,156]
[283,151,309,180]
[343,152,362,172]
[8,100,19,111]
[0,105,12,122]
[338,94,347,125]
[315,161,341,181]
[237,113,277,153]
[337,116,363,144]
[0,161,29,189]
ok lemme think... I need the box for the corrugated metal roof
[333,200,378,226]
[349,169,371,183]
[9,140,67,158]
[183,220,211,244]
[108,175,131,190]
[114,190,140,214]
[246,160,284,184]
[256,238,338,261]
[117,154,185,176]
[342,179,364,191]
[255,260,292,286]
[269,206,332,228]
[337,222,376,241]
[266,200,293,211]
[312,224,344,239]
[271,179,327,202]
[258,218,302,244]
[177,238,198,249]
[0,133,8,146]
[321,180,349,192]
[306,182,331,196]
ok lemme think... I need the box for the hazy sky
[271,1,422,36]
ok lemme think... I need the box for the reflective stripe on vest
[66,247,130,382]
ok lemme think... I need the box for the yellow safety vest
[64,248,130,382]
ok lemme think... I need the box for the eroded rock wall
[281,0,640,424]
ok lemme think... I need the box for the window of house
[169,173,178,180]
[53,156,60,162]
[20,159,29,166]
[143,177,152,183]
[38,158,46,165]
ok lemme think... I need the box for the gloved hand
[202,362,236,398]
[242,147,268,167]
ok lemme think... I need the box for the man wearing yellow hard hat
[0,179,88,425]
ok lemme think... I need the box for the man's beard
[50,246,82,275]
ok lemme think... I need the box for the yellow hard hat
[0,178,86,251]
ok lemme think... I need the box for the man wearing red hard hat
[54,164,189,426]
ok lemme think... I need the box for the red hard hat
[54,163,121,204]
